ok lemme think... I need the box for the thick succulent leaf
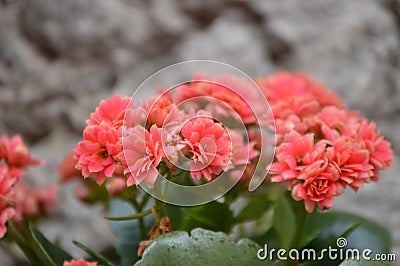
[135,228,273,266]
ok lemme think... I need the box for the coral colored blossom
[269,132,344,212]
[227,130,259,170]
[292,159,344,213]
[86,94,131,128]
[226,130,259,181]
[0,207,14,238]
[0,165,17,238]
[269,132,316,185]
[59,151,82,182]
[325,137,374,191]
[357,120,393,180]
[74,122,122,184]
[105,176,127,195]
[175,73,259,124]
[180,117,231,181]
[0,135,43,178]
[63,259,98,266]
[256,72,342,107]
[13,181,57,222]
[140,97,176,128]
[121,125,172,188]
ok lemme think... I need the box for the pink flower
[325,137,374,191]
[292,159,344,213]
[74,122,122,184]
[175,73,258,124]
[59,151,82,182]
[12,181,57,222]
[314,106,361,140]
[269,132,345,213]
[357,120,393,180]
[141,97,176,128]
[226,130,259,181]
[63,259,98,266]
[121,125,171,188]
[105,176,126,195]
[0,208,14,238]
[256,72,342,107]
[0,165,17,238]
[180,117,231,181]
[227,130,258,168]
[269,132,316,184]
[13,182,39,222]
[33,185,57,214]
[86,94,131,128]
[0,135,43,178]
[270,131,378,212]
[274,114,309,145]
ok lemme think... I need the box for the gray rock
[175,9,276,76]
[251,0,400,117]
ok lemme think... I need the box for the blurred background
[0,0,399,264]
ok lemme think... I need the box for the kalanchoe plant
[1,71,394,266]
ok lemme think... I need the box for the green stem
[138,218,147,239]
[138,192,150,210]
[104,208,152,221]
[131,196,149,240]
[152,199,167,222]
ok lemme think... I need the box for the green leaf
[235,197,272,223]
[306,211,391,254]
[73,241,113,266]
[300,211,391,266]
[135,228,272,266]
[27,224,57,266]
[339,257,390,265]
[179,201,235,233]
[273,195,296,249]
[108,199,154,266]
[32,227,73,266]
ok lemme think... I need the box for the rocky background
[0,0,399,264]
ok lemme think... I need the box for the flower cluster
[72,72,392,213]
[258,72,393,212]
[0,135,56,238]
[74,86,259,190]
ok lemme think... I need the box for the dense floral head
[0,134,53,238]
[0,135,43,178]
[86,94,131,128]
[0,165,17,238]
[256,72,342,107]
[267,72,393,212]
[180,116,231,181]
[74,122,123,185]
[121,125,172,188]
[174,73,259,124]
